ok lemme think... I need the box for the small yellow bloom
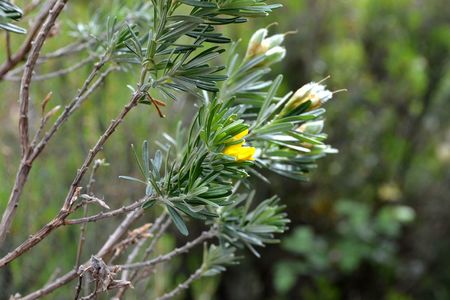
[231,129,249,141]
[223,129,256,162]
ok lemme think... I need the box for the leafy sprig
[0,1,26,34]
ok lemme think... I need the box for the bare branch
[4,55,96,81]
[117,229,217,270]
[156,265,204,300]
[5,32,12,62]
[28,56,110,162]
[0,0,69,246]
[110,213,167,263]
[19,269,79,300]
[113,216,172,299]
[24,0,45,15]
[6,41,92,78]
[75,160,104,268]
[18,208,144,300]
[20,0,68,157]
[40,41,91,60]
[96,208,144,258]
[65,198,147,226]
[0,93,141,267]
[144,217,172,258]
[1,62,114,242]
[69,66,119,114]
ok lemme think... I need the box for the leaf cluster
[201,244,238,276]
[117,2,339,264]
[218,192,290,257]
[217,39,337,180]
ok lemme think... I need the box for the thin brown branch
[6,41,92,78]
[156,265,205,300]
[74,275,84,300]
[40,41,91,60]
[0,54,112,249]
[115,215,169,293]
[28,55,111,163]
[65,197,147,226]
[144,217,172,258]
[24,0,45,14]
[0,93,141,268]
[114,216,172,299]
[0,0,68,246]
[5,32,12,62]
[28,62,113,176]
[110,212,167,263]
[97,207,145,258]
[4,55,96,81]
[69,66,119,114]
[117,229,217,270]
[29,92,58,150]
[20,0,68,157]
[75,160,103,268]
[19,269,79,300]
[18,209,144,300]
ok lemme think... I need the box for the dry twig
[0,93,141,267]
[0,0,69,245]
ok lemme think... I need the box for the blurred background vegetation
[1,0,449,299]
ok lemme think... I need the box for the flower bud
[261,34,285,50]
[263,46,286,65]
[245,28,268,59]
[279,82,333,116]
[296,120,324,135]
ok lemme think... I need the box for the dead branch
[117,229,217,271]
[0,93,141,267]
[18,209,144,300]
[0,0,69,245]
[156,265,204,300]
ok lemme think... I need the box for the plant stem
[156,265,205,300]
[117,229,216,270]
[0,0,68,246]
[0,93,141,268]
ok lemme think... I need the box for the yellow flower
[223,129,256,162]
[231,129,249,141]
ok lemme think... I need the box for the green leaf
[143,199,156,209]
[179,0,218,8]
[167,205,189,236]
[256,74,283,125]
[142,140,150,178]
[0,21,26,34]
[118,176,146,185]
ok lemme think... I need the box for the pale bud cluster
[296,120,324,135]
[279,82,333,117]
[245,28,286,65]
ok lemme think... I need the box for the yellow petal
[232,129,249,141]
[223,143,256,162]
[236,146,256,161]
[223,142,244,156]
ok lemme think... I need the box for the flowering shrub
[0,1,339,299]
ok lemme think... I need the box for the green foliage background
[0,0,449,299]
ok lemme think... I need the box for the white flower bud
[245,28,268,58]
[263,46,286,65]
[261,34,285,49]
[296,120,324,135]
[279,82,333,116]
